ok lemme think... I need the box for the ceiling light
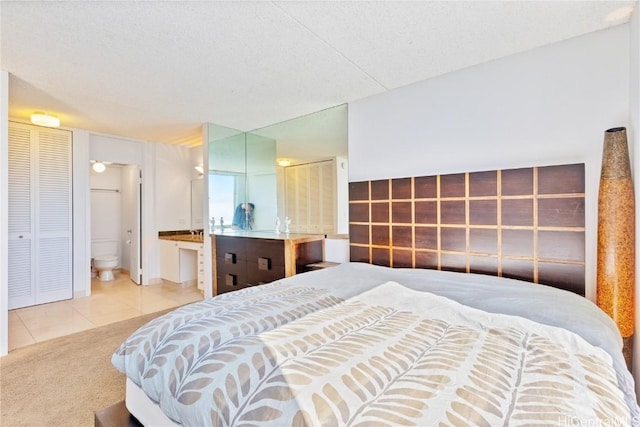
[30,112,60,128]
[278,159,291,167]
[194,165,204,174]
[605,6,634,23]
[92,161,106,173]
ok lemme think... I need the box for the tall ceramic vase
[597,127,635,370]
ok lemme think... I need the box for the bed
[112,163,640,426]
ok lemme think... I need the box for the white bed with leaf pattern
[112,262,640,426]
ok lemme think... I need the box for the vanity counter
[211,230,324,242]
[159,234,204,243]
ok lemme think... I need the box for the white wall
[190,145,204,180]
[72,131,91,297]
[350,25,629,182]
[91,134,144,165]
[155,143,193,231]
[1,70,9,356]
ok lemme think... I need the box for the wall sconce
[277,159,291,167]
[92,161,106,173]
[194,166,204,174]
[30,112,60,128]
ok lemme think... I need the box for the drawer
[247,261,285,285]
[217,268,247,289]
[217,247,243,266]
[246,239,284,265]
[216,258,247,279]
[216,236,247,260]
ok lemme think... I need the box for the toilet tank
[91,239,120,262]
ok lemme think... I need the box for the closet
[8,122,73,309]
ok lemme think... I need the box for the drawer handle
[225,274,237,286]
[258,257,271,271]
[225,253,236,264]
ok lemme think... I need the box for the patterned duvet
[112,271,637,426]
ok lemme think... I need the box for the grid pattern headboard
[348,163,586,295]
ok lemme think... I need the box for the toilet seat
[95,255,118,263]
[94,255,119,281]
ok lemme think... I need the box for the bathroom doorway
[90,162,142,285]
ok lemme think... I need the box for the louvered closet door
[7,123,72,309]
[35,129,72,305]
[8,125,34,309]
[319,160,336,234]
[308,163,321,234]
[295,165,309,233]
[284,167,299,232]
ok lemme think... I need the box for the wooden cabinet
[212,232,324,295]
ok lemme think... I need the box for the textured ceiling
[1,1,636,149]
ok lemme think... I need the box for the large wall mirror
[207,103,348,235]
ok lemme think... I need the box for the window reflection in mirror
[207,103,348,235]
[208,173,244,231]
[207,125,246,232]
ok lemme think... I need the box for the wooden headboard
[348,163,586,295]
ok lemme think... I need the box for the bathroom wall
[190,145,205,230]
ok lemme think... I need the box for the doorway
[90,162,142,288]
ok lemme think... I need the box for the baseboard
[180,279,197,288]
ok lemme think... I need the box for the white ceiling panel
[1,1,636,148]
[275,1,634,90]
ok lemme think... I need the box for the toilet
[94,255,119,281]
[91,239,120,281]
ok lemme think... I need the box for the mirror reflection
[207,104,348,235]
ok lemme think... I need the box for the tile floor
[7,271,204,351]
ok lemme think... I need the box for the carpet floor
[1,309,172,427]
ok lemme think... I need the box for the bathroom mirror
[207,103,348,234]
